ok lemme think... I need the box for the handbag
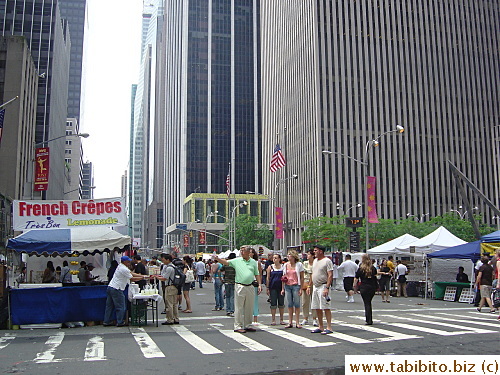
[492,288,500,308]
[281,263,288,283]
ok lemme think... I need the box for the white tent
[366,234,419,256]
[395,226,466,256]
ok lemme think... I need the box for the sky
[79,0,143,199]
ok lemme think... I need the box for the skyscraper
[161,0,261,232]
[58,0,87,123]
[1,0,71,199]
[261,1,499,249]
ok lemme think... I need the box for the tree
[218,214,273,250]
[301,214,496,251]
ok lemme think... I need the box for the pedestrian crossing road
[0,310,497,364]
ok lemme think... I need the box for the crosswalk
[1,311,497,363]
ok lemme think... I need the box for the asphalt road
[0,282,498,375]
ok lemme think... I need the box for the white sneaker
[301,319,309,326]
[313,319,319,327]
[348,296,355,303]
[345,295,349,300]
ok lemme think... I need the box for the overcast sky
[80,0,143,199]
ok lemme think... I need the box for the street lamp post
[35,132,89,147]
[272,174,298,251]
[323,124,404,252]
[337,203,362,216]
[406,213,430,222]
[229,201,248,251]
[450,206,478,220]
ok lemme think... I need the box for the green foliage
[218,214,273,249]
[302,213,496,251]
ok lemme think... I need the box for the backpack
[169,264,186,287]
[185,266,195,283]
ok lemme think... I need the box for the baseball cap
[87,263,94,268]
[121,256,132,262]
[314,245,326,251]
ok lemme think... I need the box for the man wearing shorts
[307,245,334,335]
[338,254,358,302]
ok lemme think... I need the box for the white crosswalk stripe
[331,319,422,342]
[130,328,165,358]
[172,325,223,354]
[210,323,272,351]
[84,336,106,361]
[34,332,65,363]
[410,313,500,328]
[9,311,495,362]
[258,324,334,347]
[379,314,495,335]
[0,333,15,350]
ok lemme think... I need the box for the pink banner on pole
[366,176,380,223]
[275,207,284,239]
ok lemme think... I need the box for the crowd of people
[98,246,500,327]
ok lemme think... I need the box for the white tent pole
[425,255,428,300]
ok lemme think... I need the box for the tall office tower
[161,0,261,231]
[1,0,71,199]
[128,84,138,237]
[0,36,38,248]
[81,161,93,199]
[261,1,499,250]
[129,1,158,245]
[58,0,87,123]
[63,118,84,200]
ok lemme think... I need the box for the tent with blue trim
[6,227,131,256]
[426,240,481,262]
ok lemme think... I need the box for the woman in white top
[282,250,305,328]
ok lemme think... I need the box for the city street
[0,283,498,375]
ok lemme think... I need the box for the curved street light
[406,213,429,222]
[450,206,478,220]
[35,133,89,147]
[324,125,404,252]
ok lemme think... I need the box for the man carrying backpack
[155,253,180,325]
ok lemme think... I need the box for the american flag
[0,109,4,147]
[225,171,230,197]
[270,144,286,172]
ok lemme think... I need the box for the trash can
[131,301,148,326]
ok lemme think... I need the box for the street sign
[349,231,360,251]
[176,224,187,230]
[346,217,363,228]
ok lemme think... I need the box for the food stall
[6,227,131,326]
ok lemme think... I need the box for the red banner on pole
[34,147,49,191]
[275,207,284,239]
[183,234,189,247]
[367,176,380,223]
[199,230,206,245]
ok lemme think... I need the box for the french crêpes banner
[13,197,126,231]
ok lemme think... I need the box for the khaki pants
[234,284,254,330]
[396,281,407,297]
[165,285,179,323]
[301,288,317,320]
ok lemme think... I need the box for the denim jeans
[104,287,126,325]
[285,284,301,308]
[198,274,204,288]
[225,283,235,313]
[269,288,285,309]
[214,278,224,309]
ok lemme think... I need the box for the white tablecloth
[131,293,163,303]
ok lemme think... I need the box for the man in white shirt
[103,256,145,327]
[195,259,206,288]
[395,260,408,297]
[338,254,358,302]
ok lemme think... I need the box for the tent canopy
[426,240,481,261]
[481,230,500,243]
[395,226,466,255]
[367,234,419,255]
[7,227,131,256]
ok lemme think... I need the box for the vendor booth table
[10,285,108,325]
[130,294,163,327]
[433,282,471,300]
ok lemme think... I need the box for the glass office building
[161,0,261,231]
[261,1,499,249]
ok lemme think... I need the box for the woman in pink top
[281,250,304,328]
